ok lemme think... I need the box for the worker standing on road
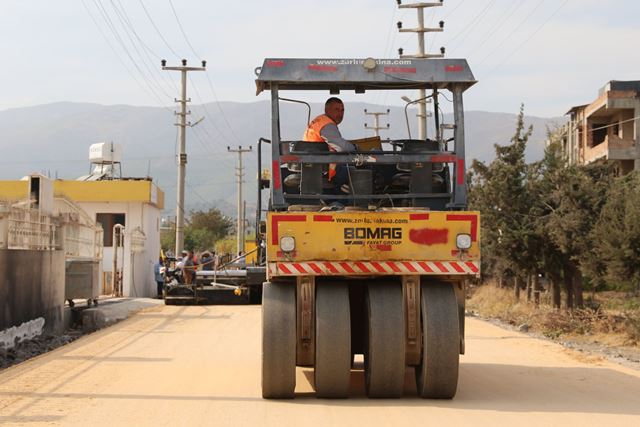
[183,250,196,285]
[154,257,165,298]
[303,97,356,191]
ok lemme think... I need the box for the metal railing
[0,202,59,250]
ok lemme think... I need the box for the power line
[137,0,181,59]
[463,0,525,58]
[447,0,497,50]
[168,0,200,59]
[482,0,568,76]
[474,0,546,67]
[90,0,173,110]
[81,0,171,110]
[107,0,174,99]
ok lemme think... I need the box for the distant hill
[0,101,564,217]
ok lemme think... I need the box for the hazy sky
[1,0,639,117]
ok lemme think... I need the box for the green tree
[593,171,640,294]
[160,208,234,254]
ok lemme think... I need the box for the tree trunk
[514,275,521,301]
[550,272,561,309]
[533,273,540,308]
[526,274,532,302]
[563,265,574,310]
[573,268,584,309]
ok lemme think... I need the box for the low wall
[0,249,65,348]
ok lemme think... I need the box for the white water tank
[89,142,123,164]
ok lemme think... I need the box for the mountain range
[0,101,565,218]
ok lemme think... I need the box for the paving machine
[255,57,479,399]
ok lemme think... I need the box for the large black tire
[415,281,460,399]
[364,282,405,398]
[262,282,296,398]
[315,282,351,398]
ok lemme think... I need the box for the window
[96,213,126,247]
[591,123,607,147]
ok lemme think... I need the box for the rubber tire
[364,282,405,398]
[262,282,297,398]
[315,282,351,398]
[415,281,460,399]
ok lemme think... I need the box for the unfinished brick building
[558,80,640,174]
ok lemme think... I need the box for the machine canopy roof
[255,58,476,94]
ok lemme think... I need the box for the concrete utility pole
[397,0,445,140]
[364,109,390,137]
[162,59,206,256]
[227,145,252,256]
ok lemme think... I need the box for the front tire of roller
[262,282,296,398]
[415,281,460,399]
[315,282,351,398]
[364,282,405,398]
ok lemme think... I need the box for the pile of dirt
[0,331,83,370]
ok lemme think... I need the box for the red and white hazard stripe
[268,260,479,277]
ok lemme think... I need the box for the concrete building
[557,81,640,173]
[0,178,165,298]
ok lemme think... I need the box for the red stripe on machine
[409,213,429,221]
[465,261,479,273]
[386,262,401,273]
[272,160,281,190]
[445,64,463,72]
[418,262,434,273]
[371,261,387,273]
[340,262,355,273]
[324,262,339,274]
[308,64,337,72]
[434,262,449,273]
[450,262,465,273]
[293,263,307,274]
[313,215,333,222]
[355,262,371,273]
[457,158,465,185]
[279,263,292,274]
[431,155,457,163]
[384,66,417,73]
[446,214,478,242]
[270,215,306,245]
[309,263,323,274]
[266,60,285,67]
[402,262,418,273]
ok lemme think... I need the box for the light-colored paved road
[1,304,640,427]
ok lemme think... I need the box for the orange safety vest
[303,114,337,180]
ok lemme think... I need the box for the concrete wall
[0,249,65,347]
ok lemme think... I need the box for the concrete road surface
[1,304,639,426]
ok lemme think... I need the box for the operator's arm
[320,123,356,152]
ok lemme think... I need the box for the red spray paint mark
[409,228,449,245]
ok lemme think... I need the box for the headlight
[456,234,472,250]
[280,236,296,252]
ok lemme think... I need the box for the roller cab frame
[256,57,479,399]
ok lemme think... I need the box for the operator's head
[324,97,344,125]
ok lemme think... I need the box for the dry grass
[467,284,640,347]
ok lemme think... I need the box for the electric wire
[138,0,181,59]
[107,0,174,99]
[90,0,173,110]
[81,0,171,111]
[463,0,525,59]
[447,0,498,51]
[482,0,568,75]
[474,0,546,67]
[112,0,179,93]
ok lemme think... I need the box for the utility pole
[364,109,390,137]
[227,145,252,256]
[397,0,445,140]
[162,59,206,256]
